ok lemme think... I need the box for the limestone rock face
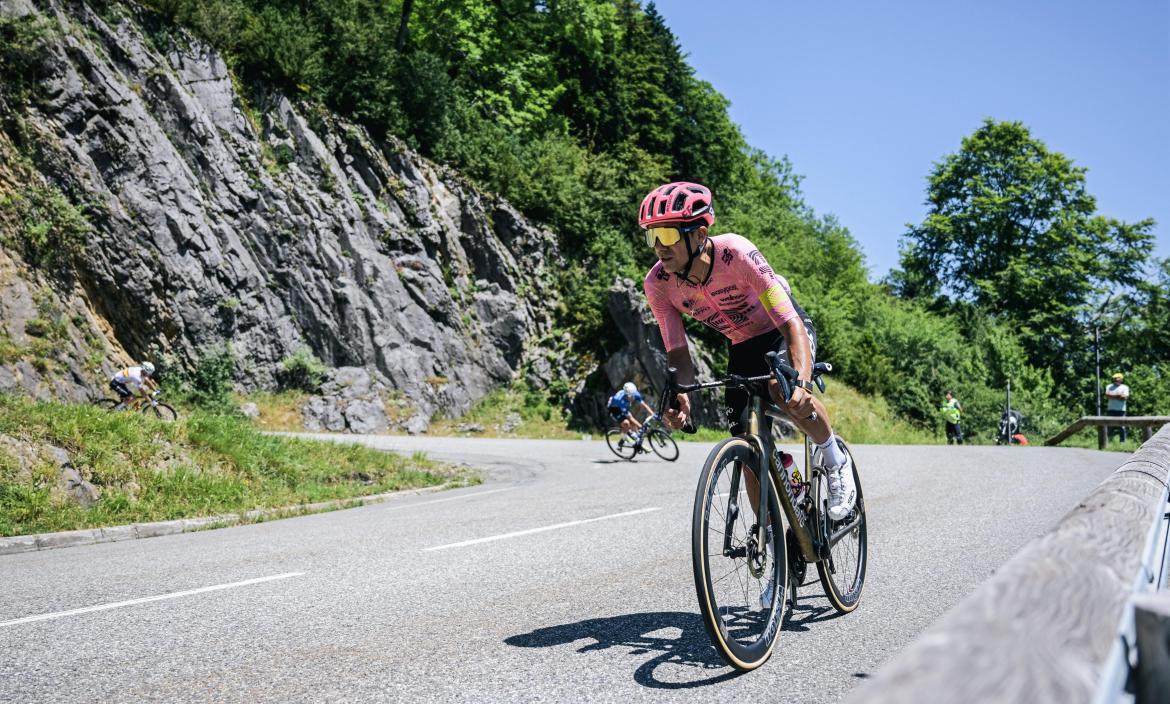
[301,367,391,434]
[0,0,561,422]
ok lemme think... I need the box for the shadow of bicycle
[505,611,743,689]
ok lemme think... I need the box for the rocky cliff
[0,0,573,430]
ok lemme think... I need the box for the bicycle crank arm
[828,513,863,549]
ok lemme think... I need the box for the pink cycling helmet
[638,182,715,228]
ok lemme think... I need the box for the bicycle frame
[660,368,858,566]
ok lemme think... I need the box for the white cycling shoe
[826,455,857,521]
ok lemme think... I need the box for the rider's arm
[640,401,655,417]
[646,272,696,428]
[664,347,695,427]
[780,315,814,381]
[732,245,807,378]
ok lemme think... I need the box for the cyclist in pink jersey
[639,181,855,520]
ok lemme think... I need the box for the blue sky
[653,0,1169,280]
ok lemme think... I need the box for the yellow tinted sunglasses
[644,224,700,247]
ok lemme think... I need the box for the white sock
[817,435,847,467]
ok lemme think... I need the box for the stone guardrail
[845,425,1170,704]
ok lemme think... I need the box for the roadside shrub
[164,346,238,413]
[277,346,326,391]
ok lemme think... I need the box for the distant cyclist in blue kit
[607,382,655,444]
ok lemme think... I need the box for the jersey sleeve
[644,268,688,352]
[731,240,798,328]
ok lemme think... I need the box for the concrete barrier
[846,425,1170,704]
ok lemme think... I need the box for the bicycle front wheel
[143,403,178,422]
[605,428,636,460]
[692,437,787,671]
[648,429,679,461]
[814,443,867,613]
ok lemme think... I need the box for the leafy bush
[0,184,92,270]
[277,347,326,392]
[0,14,56,109]
[164,346,238,413]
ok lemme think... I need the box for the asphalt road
[0,437,1122,703]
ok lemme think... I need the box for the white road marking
[423,507,662,552]
[0,572,304,628]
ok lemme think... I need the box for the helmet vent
[672,192,687,212]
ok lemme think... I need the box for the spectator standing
[940,391,963,445]
[1104,372,1130,442]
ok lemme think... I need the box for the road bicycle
[93,390,179,422]
[657,353,867,670]
[605,413,679,462]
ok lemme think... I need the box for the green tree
[893,119,1154,378]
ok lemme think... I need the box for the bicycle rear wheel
[142,403,178,422]
[92,398,119,410]
[648,429,679,461]
[813,442,867,613]
[692,437,787,671]
[605,428,636,460]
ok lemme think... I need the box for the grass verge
[239,378,946,444]
[0,394,474,536]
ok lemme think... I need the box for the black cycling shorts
[608,407,628,424]
[724,299,817,437]
[110,379,132,399]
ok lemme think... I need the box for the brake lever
[765,351,795,404]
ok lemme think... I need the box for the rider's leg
[110,379,131,410]
[620,417,637,443]
[769,310,855,518]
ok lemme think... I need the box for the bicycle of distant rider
[657,352,867,670]
[605,413,679,462]
[93,390,179,422]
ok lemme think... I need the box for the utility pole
[1094,324,1102,416]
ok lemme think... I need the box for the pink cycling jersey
[644,233,797,351]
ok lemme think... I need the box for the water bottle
[778,451,805,503]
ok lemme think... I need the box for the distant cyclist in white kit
[638,181,856,520]
[110,362,159,409]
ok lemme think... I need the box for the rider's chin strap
[673,231,709,285]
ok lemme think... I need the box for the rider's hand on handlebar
[786,385,817,420]
[664,392,690,430]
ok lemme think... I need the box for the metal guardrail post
[1133,593,1170,703]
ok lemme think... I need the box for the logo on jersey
[702,311,731,333]
[726,309,750,326]
[748,249,766,266]
[655,268,670,281]
[682,298,693,309]
[721,293,747,304]
[720,248,732,265]
[692,306,710,316]
[710,284,738,296]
